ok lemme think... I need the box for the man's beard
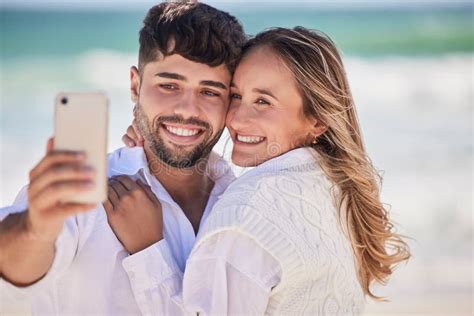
[134,103,223,168]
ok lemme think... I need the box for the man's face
[131,54,231,168]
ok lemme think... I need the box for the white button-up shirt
[0,147,235,315]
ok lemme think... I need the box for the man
[0,2,246,314]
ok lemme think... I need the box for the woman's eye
[202,90,220,97]
[256,98,270,106]
[230,93,242,100]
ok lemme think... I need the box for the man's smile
[160,123,206,146]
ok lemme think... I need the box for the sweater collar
[237,146,320,182]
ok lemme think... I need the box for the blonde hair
[244,27,410,299]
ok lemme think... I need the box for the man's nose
[172,91,200,119]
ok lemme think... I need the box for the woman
[122,27,410,314]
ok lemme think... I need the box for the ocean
[1,2,473,315]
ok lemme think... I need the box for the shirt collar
[108,147,235,200]
[108,147,149,176]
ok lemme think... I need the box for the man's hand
[0,138,96,285]
[27,138,97,241]
[104,176,163,254]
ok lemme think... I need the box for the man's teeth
[237,134,264,144]
[165,125,200,137]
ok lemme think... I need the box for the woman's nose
[227,102,253,131]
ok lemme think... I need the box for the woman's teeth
[165,125,200,137]
[236,134,265,144]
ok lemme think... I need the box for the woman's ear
[130,66,141,104]
[309,118,327,141]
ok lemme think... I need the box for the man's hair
[138,1,247,73]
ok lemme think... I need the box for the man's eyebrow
[200,80,228,90]
[253,88,278,101]
[155,73,227,90]
[156,72,187,81]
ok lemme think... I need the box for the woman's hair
[244,27,410,299]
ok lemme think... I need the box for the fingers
[136,179,160,205]
[30,151,86,183]
[103,197,114,217]
[122,121,143,147]
[123,124,138,147]
[122,134,136,148]
[113,176,137,191]
[109,178,129,197]
[29,164,95,200]
[132,120,144,145]
[107,184,120,208]
[30,180,95,212]
[46,137,54,153]
[105,176,138,212]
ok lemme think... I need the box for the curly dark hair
[138,1,247,73]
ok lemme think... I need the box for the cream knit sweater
[195,147,365,315]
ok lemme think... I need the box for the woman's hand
[122,120,144,148]
[103,176,163,254]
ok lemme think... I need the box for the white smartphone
[54,92,109,204]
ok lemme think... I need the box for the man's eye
[202,90,220,97]
[159,84,177,90]
[256,98,270,106]
[230,93,242,100]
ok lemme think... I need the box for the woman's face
[226,46,319,167]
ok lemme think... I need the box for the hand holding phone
[26,138,98,241]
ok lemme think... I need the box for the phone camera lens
[61,97,68,105]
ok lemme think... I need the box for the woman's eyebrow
[253,88,278,101]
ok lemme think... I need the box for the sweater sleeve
[122,231,281,315]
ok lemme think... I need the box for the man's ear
[130,66,141,104]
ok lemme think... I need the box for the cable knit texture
[194,147,365,315]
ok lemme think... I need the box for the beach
[1,2,472,315]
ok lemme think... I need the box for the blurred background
[0,0,472,315]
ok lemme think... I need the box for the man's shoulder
[107,147,147,177]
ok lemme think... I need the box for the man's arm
[0,138,96,285]
[0,211,57,286]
